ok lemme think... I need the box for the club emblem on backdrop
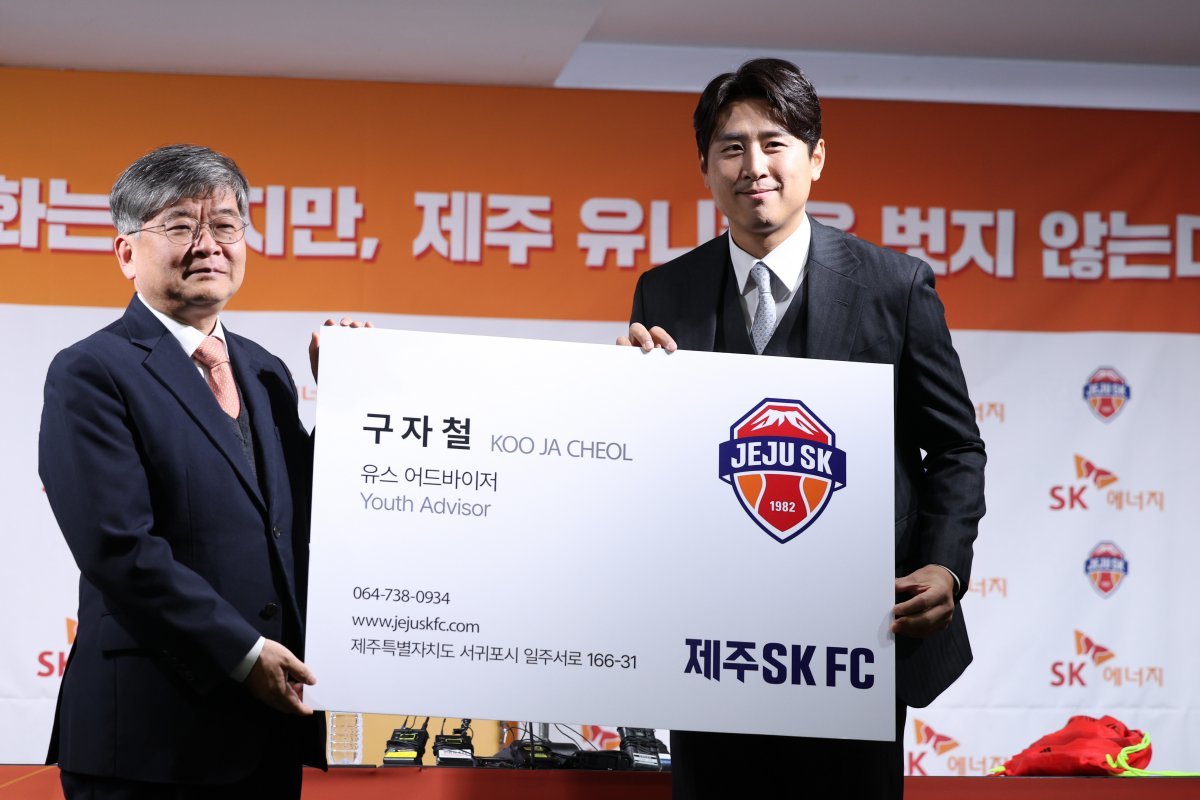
[1084,541,1129,597]
[718,399,847,543]
[1083,367,1131,422]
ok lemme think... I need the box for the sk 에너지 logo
[913,719,959,756]
[1049,454,1118,511]
[718,399,847,543]
[1083,367,1130,422]
[36,618,76,678]
[907,719,958,775]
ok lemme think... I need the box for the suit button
[272,526,282,539]
[260,602,280,620]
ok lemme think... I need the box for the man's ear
[810,139,826,182]
[699,153,709,189]
[115,234,136,281]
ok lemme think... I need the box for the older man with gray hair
[39,144,359,798]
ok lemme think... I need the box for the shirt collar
[728,213,812,299]
[136,293,228,360]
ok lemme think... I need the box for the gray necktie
[749,262,776,354]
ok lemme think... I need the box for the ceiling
[1,0,1197,90]
[586,0,1200,66]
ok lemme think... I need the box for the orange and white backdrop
[2,67,1198,772]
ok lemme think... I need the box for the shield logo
[1083,367,1131,422]
[1084,541,1129,597]
[718,398,847,543]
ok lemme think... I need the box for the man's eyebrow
[715,127,790,142]
[753,127,792,139]
[157,205,241,221]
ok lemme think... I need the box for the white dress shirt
[728,212,812,338]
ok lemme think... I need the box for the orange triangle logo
[580,725,621,751]
[1074,629,1115,664]
[1074,454,1118,488]
[1074,454,1094,480]
[913,719,959,755]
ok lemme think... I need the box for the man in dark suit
[619,59,986,797]
[39,145,344,798]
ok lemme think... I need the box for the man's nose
[741,145,768,179]
[190,223,221,254]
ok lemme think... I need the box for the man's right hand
[617,323,677,352]
[245,639,316,716]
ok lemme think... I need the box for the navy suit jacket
[39,297,323,783]
[631,218,986,707]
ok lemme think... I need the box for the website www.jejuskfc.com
[350,615,481,634]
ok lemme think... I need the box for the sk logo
[718,399,847,543]
[1075,455,1117,488]
[1083,367,1131,422]
[1084,542,1129,597]
[36,618,76,679]
[913,720,959,756]
[579,725,621,751]
[1075,630,1115,665]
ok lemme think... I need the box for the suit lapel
[718,258,755,355]
[228,331,303,610]
[803,218,866,361]
[124,300,267,513]
[675,235,730,352]
[228,332,282,512]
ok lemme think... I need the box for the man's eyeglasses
[134,216,247,246]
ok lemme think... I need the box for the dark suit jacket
[39,296,323,783]
[631,218,986,708]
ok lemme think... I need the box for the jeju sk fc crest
[718,398,847,543]
[1083,367,1130,422]
[1084,541,1129,597]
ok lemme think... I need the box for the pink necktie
[193,336,240,418]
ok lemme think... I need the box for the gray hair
[109,144,250,234]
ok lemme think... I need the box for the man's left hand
[892,565,956,638]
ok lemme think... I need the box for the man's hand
[892,565,957,638]
[245,639,316,716]
[309,317,374,381]
[616,322,677,352]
